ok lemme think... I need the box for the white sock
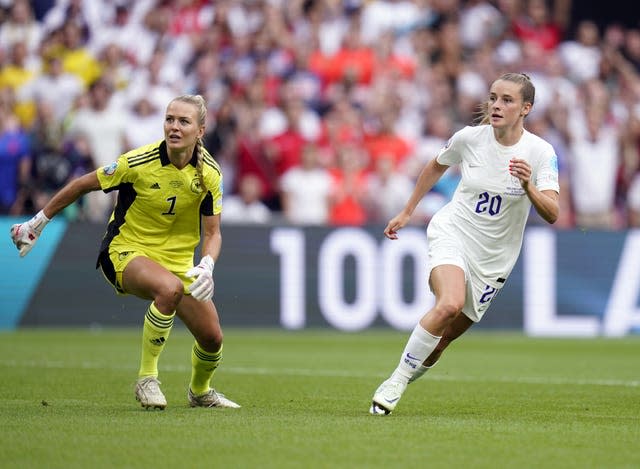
[408,362,437,383]
[391,324,441,383]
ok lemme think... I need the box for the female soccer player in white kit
[370,73,560,415]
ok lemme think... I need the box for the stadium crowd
[1,0,640,229]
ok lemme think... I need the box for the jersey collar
[159,141,199,167]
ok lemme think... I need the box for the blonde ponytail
[195,137,208,193]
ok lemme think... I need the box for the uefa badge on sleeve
[103,162,118,176]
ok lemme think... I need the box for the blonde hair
[476,73,536,125]
[170,94,208,193]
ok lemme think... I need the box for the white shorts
[427,231,504,323]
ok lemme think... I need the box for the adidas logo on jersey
[150,183,161,189]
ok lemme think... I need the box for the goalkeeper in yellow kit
[10,94,240,410]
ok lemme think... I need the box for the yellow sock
[190,342,222,395]
[138,303,174,378]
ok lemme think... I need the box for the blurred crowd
[1,0,640,229]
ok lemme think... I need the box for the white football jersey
[429,125,559,286]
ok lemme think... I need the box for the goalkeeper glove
[186,255,215,302]
[10,210,50,257]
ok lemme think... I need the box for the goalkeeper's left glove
[10,210,50,257]
[186,255,215,302]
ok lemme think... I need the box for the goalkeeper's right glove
[10,210,50,257]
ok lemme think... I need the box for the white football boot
[188,388,241,408]
[369,378,407,415]
[135,376,167,410]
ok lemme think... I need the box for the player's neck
[493,125,524,147]
[168,149,193,169]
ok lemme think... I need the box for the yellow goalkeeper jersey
[96,140,223,272]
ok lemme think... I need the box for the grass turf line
[0,328,638,469]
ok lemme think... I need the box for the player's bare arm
[509,157,559,224]
[384,158,449,239]
[42,171,102,219]
[200,213,222,262]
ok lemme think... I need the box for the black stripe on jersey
[200,192,214,216]
[128,148,160,168]
[97,183,137,258]
[202,152,221,175]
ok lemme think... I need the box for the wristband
[29,210,50,235]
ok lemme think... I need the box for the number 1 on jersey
[163,196,177,215]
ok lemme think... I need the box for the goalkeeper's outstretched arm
[41,171,102,219]
[10,171,102,257]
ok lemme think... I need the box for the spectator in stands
[316,90,364,166]
[527,110,574,228]
[561,80,624,229]
[558,19,602,84]
[42,0,96,39]
[97,42,134,93]
[58,20,102,87]
[126,48,182,111]
[18,52,83,125]
[366,154,415,224]
[511,0,565,53]
[621,105,640,227]
[621,28,640,73]
[328,142,369,226]
[183,51,228,112]
[10,94,241,412]
[280,143,332,225]
[123,96,164,151]
[65,77,126,221]
[263,93,311,181]
[0,40,38,127]
[0,95,31,215]
[234,92,280,209]
[309,18,374,88]
[459,0,503,52]
[0,0,44,55]
[223,173,272,225]
[203,96,238,194]
[363,105,413,172]
[406,112,462,222]
[27,98,68,214]
[283,39,324,113]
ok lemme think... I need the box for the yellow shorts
[97,248,192,295]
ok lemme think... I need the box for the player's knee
[156,276,185,311]
[198,330,223,352]
[432,300,463,323]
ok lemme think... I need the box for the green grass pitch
[0,328,638,469]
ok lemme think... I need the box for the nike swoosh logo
[406,353,420,361]
[384,397,400,404]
